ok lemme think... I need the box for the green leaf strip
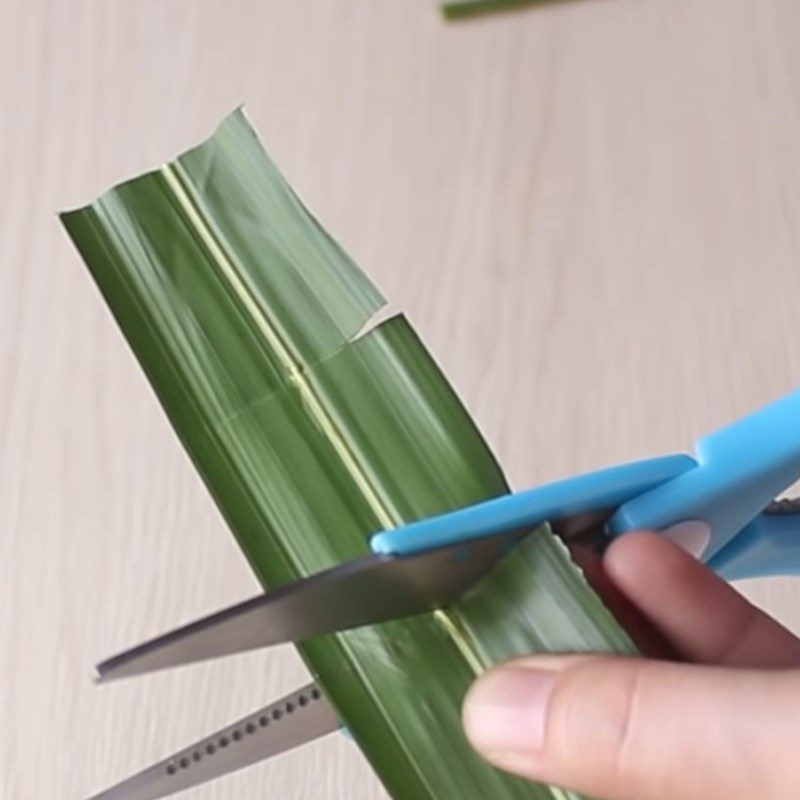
[61,110,635,800]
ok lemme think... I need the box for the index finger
[604,531,800,668]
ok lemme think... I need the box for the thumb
[463,655,800,800]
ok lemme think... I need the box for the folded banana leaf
[61,110,635,800]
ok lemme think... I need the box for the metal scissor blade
[86,683,338,800]
[97,527,527,682]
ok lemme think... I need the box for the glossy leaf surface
[62,110,634,800]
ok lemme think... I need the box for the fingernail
[463,665,557,758]
[662,520,711,559]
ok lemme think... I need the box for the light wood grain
[2,0,800,797]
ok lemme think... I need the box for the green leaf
[441,0,573,19]
[61,110,634,800]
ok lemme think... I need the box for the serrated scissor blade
[96,527,527,682]
[86,683,338,800]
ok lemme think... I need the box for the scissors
[86,387,800,800]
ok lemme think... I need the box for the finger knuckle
[545,658,643,784]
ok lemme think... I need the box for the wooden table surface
[3,1,800,797]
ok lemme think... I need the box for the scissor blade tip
[94,658,127,684]
[93,661,111,682]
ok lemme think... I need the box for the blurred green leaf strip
[442,0,573,19]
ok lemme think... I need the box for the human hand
[462,531,800,800]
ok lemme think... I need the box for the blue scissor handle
[707,513,800,580]
[372,388,800,581]
[610,387,800,575]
